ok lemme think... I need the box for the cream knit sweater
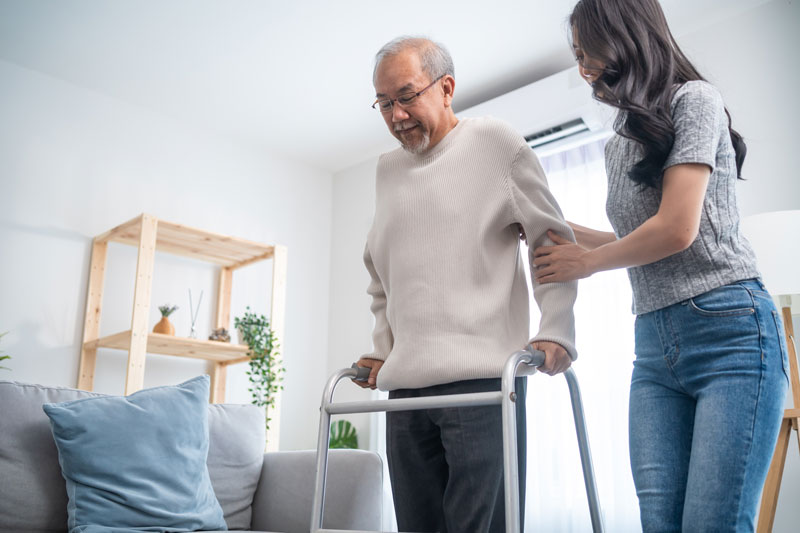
[364,117,577,391]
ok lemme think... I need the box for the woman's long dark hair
[569,0,746,188]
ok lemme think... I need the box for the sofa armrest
[250,449,383,533]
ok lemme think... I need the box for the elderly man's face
[374,50,453,154]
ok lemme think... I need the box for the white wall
[328,0,800,529]
[326,157,380,447]
[0,59,333,451]
[679,0,800,217]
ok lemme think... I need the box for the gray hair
[373,36,455,85]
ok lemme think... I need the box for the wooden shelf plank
[94,214,144,244]
[224,355,253,365]
[101,214,275,266]
[157,220,274,256]
[87,330,250,363]
[146,334,250,361]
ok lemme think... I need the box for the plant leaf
[329,419,358,449]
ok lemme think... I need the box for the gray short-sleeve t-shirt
[605,80,760,315]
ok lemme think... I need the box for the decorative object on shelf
[0,332,10,371]
[234,307,285,433]
[329,419,358,449]
[153,305,178,336]
[208,328,231,343]
[188,289,204,339]
[742,210,800,532]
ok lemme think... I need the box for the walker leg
[312,368,355,532]
[312,399,332,531]
[502,349,539,533]
[565,368,604,532]
[502,378,521,533]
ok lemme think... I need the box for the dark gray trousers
[387,377,527,533]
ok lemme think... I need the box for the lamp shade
[741,210,800,297]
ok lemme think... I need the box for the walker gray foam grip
[350,363,372,382]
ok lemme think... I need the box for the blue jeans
[629,279,789,532]
[387,377,526,533]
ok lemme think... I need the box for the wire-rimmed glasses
[372,75,445,114]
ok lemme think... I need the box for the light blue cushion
[42,375,227,533]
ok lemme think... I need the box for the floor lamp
[742,210,800,532]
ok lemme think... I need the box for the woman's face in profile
[571,29,606,86]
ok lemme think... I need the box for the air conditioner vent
[525,118,588,148]
[460,66,614,155]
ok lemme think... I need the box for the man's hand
[530,341,571,376]
[353,358,384,390]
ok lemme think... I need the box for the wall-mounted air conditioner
[460,66,615,157]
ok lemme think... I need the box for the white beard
[394,121,430,155]
[399,129,430,154]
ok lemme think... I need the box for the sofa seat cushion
[42,375,227,532]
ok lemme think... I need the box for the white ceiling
[0,0,771,173]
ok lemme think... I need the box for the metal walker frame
[311,347,605,533]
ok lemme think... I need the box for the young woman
[532,0,790,530]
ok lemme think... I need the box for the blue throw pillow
[43,375,227,533]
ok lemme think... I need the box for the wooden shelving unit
[77,213,287,445]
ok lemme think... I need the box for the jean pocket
[687,285,756,317]
[771,310,791,384]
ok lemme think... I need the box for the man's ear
[441,75,456,106]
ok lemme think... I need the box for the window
[522,137,639,531]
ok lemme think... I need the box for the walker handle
[350,346,545,384]
[524,346,546,367]
[350,363,372,382]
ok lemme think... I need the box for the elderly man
[355,36,578,533]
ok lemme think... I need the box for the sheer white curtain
[522,138,639,532]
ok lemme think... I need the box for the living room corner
[2,1,799,531]
[0,56,335,453]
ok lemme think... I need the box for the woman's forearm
[584,214,692,274]
[583,164,710,275]
[568,221,617,250]
[533,214,693,283]
[536,165,710,283]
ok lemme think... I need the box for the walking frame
[312,347,605,533]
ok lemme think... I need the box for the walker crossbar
[311,347,604,533]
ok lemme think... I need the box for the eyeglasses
[372,75,444,113]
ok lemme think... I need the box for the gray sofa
[0,380,383,533]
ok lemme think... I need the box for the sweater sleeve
[506,144,578,359]
[362,242,393,361]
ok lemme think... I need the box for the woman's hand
[533,231,594,283]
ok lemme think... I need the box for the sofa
[0,379,383,533]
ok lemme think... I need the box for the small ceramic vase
[153,316,175,335]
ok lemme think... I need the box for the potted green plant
[0,332,10,371]
[234,307,284,433]
[153,304,178,335]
